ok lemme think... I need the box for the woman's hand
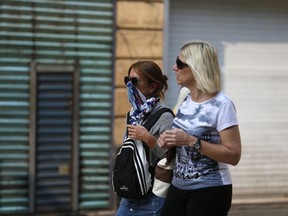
[127,124,149,142]
[127,124,157,149]
[158,128,192,149]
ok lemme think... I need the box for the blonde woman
[158,41,242,216]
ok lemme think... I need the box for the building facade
[0,0,288,215]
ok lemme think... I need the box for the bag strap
[126,107,174,131]
[126,107,174,187]
[142,108,174,131]
[126,107,174,151]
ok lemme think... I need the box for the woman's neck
[190,90,217,103]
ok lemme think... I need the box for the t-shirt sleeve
[217,101,238,132]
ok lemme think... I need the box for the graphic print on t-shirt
[172,92,238,190]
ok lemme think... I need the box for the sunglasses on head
[124,76,140,86]
[176,56,189,69]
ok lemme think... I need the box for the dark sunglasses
[124,76,140,86]
[176,56,189,69]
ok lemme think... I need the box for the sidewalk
[80,203,288,216]
[229,203,288,216]
[28,203,288,216]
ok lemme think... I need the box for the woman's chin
[176,80,182,85]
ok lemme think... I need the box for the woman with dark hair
[115,61,174,216]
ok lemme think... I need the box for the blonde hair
[173,87,189,114]
[180,41,221,94]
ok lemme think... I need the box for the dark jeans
[160,184,232,216]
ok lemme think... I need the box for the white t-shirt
[172,91,238,190]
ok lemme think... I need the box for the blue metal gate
[35,71,74,212]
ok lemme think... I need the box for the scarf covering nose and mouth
[126,81,159,125]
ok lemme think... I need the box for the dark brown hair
[128,61,168,99]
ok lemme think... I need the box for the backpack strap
[126,107,174,194]
[142,107,174,158]
[126,107,174,131]
[126,107,174,150]
[142,108,174,160]
[142,108,174,131]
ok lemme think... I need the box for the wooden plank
[113,117,126,147]
[117,1,163,29]
[114,59,163,87]
[114,59,135,87]
[114,88,130,117]
[116,30,163,58]
[114,0,164,148]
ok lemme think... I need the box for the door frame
[29,61,79,214]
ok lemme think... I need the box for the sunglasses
[176,56,189,69]
[124,76,140,86]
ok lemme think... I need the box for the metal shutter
[165,0,288,203]
[0,0,115,214]
[0,66,29,215]
[36,72,73,211]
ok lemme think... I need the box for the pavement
[26,202,288,216]
[81,204,288,216]
[83,203,288,216]
[229,203,288,216]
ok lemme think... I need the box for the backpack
[112,108,173,199]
